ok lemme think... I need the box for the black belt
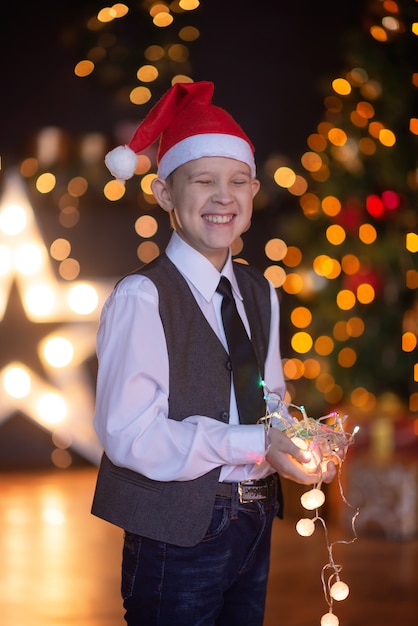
[216,474,278,504]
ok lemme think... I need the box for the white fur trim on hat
[158,133,256,179]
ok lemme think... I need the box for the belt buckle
[238,480,267,503]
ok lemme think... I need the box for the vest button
[226,359,232,371]
[220,411,229,422]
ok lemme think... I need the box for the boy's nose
[212,182,234,204]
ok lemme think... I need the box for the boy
[92,81,337,626]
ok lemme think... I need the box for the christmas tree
[271,0,418,421]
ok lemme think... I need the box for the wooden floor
[0,467,417,626]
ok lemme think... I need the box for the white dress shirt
[93,232,287,482]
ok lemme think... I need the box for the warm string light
[260,390,360,626]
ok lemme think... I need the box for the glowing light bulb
[321,612,339,626]
[36,393,67,424]
[25,285,55,317]
[43,337,74,368]
[291,435,321,470]
[3,366,31,398]
[330,580,349,601]
[14,243,43,275]
[296,517,316,536]
[301,488,325,510]
[0,203,27,235]
[68,283,98,314]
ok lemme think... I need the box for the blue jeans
[121,488,280,625]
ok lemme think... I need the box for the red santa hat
[105,81,256,182]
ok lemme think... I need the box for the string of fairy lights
[260,389,360,626]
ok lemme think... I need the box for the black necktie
[217,276,265,424]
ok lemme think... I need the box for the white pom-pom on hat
[105,145,137,182]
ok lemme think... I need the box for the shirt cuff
[227,424,267,465]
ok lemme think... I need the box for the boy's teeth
[204,215,232,223]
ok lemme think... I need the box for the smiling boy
[92,81,337,626]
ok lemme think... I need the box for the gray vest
[92,254,273,546]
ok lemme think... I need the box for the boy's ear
[251,178,261,198]
[151,178,174,213]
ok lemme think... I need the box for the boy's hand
[266,427,337,485]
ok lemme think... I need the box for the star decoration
[0,171,115,465]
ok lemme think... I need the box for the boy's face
[153,156,260,270]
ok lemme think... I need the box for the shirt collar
[165,233,243,302]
